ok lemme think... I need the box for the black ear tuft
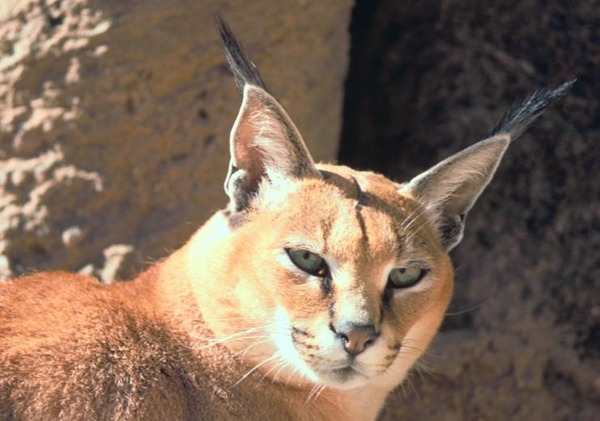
[215,15,268,93]
[487,80,575,140]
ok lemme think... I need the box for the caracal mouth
[329,366,362,380]
[313,363,373,388]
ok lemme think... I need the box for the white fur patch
[271,306,319,383]
[253,179,300,210]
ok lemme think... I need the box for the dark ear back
[402,81,574,250]
[217,18,319,212]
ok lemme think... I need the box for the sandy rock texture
[341,1,599,419]
[0,0,352,281]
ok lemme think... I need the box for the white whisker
[193,327,263,349]
[232,354,280,388]
[401,207,428,232]
[259,359,289,384]
[306,383,326,403]
[444,298,488,316]
[403,218,431,244]
[237,337,272,359]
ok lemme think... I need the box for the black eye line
[416,268,430,282]
[321,273,332,296]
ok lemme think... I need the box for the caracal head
[190,80,507,391]
[186,20,573,392]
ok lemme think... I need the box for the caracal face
[199,163,452,390]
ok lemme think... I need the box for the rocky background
[0,0,351,281]
[341,1,599,420]
[1,0,598,420]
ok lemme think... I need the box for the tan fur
[1,21,568,421]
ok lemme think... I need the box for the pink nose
[331,323,379,356]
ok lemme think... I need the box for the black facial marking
[351,176,368,207]
[291,327,312,337]
[355,206,369,249]
[294,341,318,351]
[321,219,333,255]
[382,286,394,310]
[328,301,336,319]
[384,352,398,362]
[321,274,332,297]
[389,342,402,351]
[292,327,318,350]
[350,176,370,249]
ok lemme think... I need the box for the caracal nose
[331,322,379,356]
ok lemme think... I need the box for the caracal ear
[217,16,319,212]
[225,85,319,211]
[402,134,510,250]
[401,80,575,250]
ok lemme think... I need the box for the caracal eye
[286,248,328,277]
[387,267,427,289]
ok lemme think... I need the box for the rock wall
[0,0,352,281]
